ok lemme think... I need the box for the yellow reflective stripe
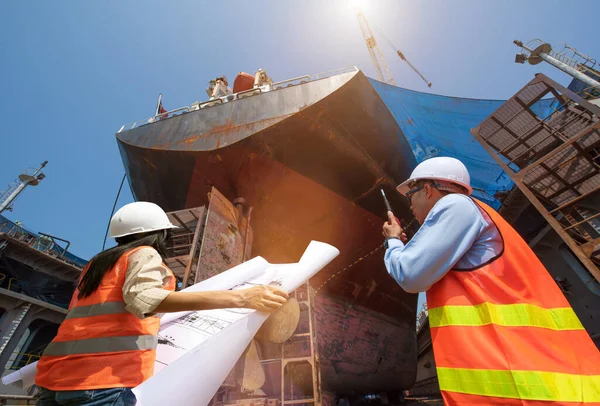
[43,335,157,356]
[437,367,600,402]
[429,303,584,330]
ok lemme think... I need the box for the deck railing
[0,221,84,269]
[118,66,359,133]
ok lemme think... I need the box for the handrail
[200,98,224,108]
[7,277,21,292]
[0,223,84,269]
[39,232,70,260]
[235,87,263,98]
[7,352,41,370]
[119,106,191,133]
[312,66,359,80]
[272,75,311,88]
[118,66,360,133]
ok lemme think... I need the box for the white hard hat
[109,201,179,239]
[396,157,473,196]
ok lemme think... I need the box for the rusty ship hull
[116,69,419,395]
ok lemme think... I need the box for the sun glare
[349,0,369,12]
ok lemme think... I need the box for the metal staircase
[0,304,32,356]
[472,73,600,285]
[280,283,321,406]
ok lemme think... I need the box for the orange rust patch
[143,157,157,170]
[183,135,200,144]
[174,115,292,147]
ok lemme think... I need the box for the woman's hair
[77,230,168,299]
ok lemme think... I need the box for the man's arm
[384,194,484,293]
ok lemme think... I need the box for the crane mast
[355,9,396,85]
[355,8,432,87]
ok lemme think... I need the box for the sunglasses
[405,182,442,204]
[405,185,425,204]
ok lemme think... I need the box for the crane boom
[355,9,396,85]
[396,50,432,88]
[356,8,432,87]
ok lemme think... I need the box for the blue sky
[1,0,599,263]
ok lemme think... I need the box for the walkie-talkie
[381,189,406,244]
[380,189,393,215]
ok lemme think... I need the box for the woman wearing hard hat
[34,201,288,406]
[382,156,600,405]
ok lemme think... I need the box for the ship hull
[116,70,419,394]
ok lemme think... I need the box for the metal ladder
[280,283,321,406]
[0,304,32,356]
[0,181,19,212]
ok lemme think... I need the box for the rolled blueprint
[133,240,339,405]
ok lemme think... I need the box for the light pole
[0,161,48,214]
[514,39,600,90]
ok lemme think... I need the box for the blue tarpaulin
[371,79,554,208]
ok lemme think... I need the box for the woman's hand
[236,285,289,312]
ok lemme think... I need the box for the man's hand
[382,211,407,242]
[237,285,289,312]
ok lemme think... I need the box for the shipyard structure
[0,52,598,405]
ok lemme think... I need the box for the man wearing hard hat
[382,156,600,405]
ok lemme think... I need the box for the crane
[355,8,432,87]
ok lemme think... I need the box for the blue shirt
[384,194,503,293]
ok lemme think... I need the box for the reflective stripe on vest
[64,301,127,320]
[35,246,176,390]
[429,302,584,330]
[426,198,600,404]
[43,335,158,356]
[437,367,600,403]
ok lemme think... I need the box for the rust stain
[143,157,157,170]
[366,279,377,298]
[351,283,363,299]
[183,135,200,144]
[217,237,226,251]
[176,115,292,147]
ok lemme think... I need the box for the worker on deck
[35,202,288,406]
[382,156,600,405]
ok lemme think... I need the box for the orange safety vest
[36,246,175,390]
[426,199,600,405]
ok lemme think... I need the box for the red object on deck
[233,72,254,93]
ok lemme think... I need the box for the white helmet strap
[411,179,467,194]
[435,180,468,194]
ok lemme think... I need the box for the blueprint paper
[152,263,297,375]
[159,256,269,325]
[1,361,37,389]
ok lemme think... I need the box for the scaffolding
[163,206,207,288]
[279,283,321,406]
[471,73,600,286]
[162,189,321,406]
